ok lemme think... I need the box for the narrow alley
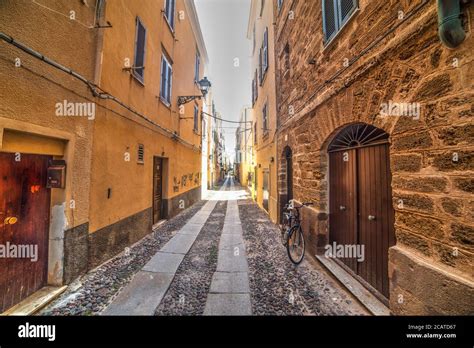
[1,2,472,345]
[40,177,367,316]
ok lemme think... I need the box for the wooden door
[0,153,51,312]
[357,144,395,298]
[328,124,394,299]
[286,147,293,203]
[153,157,163,224]
[329,149,358,273]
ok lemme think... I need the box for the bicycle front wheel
[286,225,305,264]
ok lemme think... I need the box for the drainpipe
[437,0,467,48]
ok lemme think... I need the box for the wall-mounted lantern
[177,77,212,106]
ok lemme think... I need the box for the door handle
[339,205,346,211]
[4,216,18,225]
[368,215,376,221]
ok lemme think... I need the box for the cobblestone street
[40,177,367,316]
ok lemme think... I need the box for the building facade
[0,0,208,312]
[274,0,473,314]
[247,0,279,223]
[235,107,253,189]
[86,0,208,270]
[0,0,98,312]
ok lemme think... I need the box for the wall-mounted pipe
[437,0,467,48]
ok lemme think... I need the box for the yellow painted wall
[89,0,205,232]
[248,0,278,223]
[0,0,97,228]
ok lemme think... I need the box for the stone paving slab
[142,252,185,273]
[218,233,245,251]
[221,224,242,235]
[199,204,217,213]
[209,272,250,294]
[176,224,203,236]
[188,214,210,225]
[102,271,174,316]
[216,249,248,273]
[204,293,252,316]
[160,233,197,255]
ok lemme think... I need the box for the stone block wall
[274,0,473,314]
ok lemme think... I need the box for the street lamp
[177,77,212,106]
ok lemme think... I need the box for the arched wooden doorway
[328,123,395,300]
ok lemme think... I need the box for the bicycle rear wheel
[286,225,305,264]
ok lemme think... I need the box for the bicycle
[280,201,313,264]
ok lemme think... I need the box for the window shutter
[134,18,146,82]
[165,0,175,29]
[322,0,337,42]
[195,53,200,81]
[255,70,258,100]
[160,57,167,100]
[170,0,175,29]
[339,0,357,25]
[258,47,263,85]
[251,79,255,105]
[160,56,172,104]
[95,0,106,22]
[167,63,173,103]
[194,105,199,131]
[263,28,268,72]
[262,104,267,131]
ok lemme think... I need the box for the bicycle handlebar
[284,202,314,211]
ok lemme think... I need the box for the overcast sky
[195,0,251,161]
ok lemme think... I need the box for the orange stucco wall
[88,0,206,232]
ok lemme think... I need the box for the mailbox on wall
[47,160,66,189]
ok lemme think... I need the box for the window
[262,103,268,133]
[252,24,256,53]
[254,122,257,144]
[193,104,199,132]
[252,70,258,106]
[137,144,144,164]
[95,0,106,23]
[263,28,268,72]
[281,43,290,78]
[164,0,176,31]
[160,54,172,105]
[260,0,265,17]
[194,51,200,82]
[133,17,146,83]
[277,0,283,12]
[322,0,358,44]
[260,27,269,85]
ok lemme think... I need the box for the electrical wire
[0,31,200,152]
[201,111,252,124]
[32,0,95,29]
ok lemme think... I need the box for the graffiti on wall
[173,172,201,193]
